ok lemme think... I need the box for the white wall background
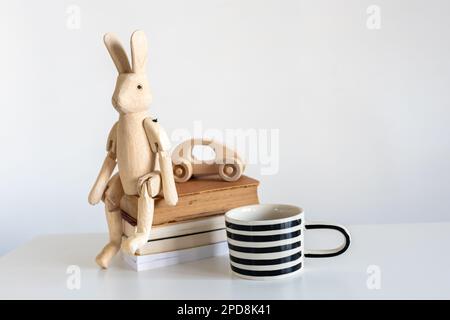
[1,0,449,255]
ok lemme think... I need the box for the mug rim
[225,204,304,226]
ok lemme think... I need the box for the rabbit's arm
[143,118,178,206]
[88,122,118,205]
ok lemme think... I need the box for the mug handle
[304,223,351,258]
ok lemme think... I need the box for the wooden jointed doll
[88,30,178,269]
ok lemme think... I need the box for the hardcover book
[121,175,259,226]
[122,242,229,271]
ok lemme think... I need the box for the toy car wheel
[173,159,193,183]
[218,158,243,182]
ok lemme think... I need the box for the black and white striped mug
[225,204,351,280]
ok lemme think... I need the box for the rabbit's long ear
[103,33,131,74]
[130,30,148,74]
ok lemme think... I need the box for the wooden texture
[88,30,179,267]
[121,175,259,226]
[116,111,156,195]
[88,154,116,205]
[172,138,246,182]
[143,118,178,206]
[95,173,124,268]
[121,182,156,255]
[103,33,131,73]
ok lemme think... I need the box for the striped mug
[225,204,351,280]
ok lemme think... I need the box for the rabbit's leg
[121,172,161,255]
[96,174,124,269]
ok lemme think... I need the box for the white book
[122,215,227,255]
[122,214,226,239]
[123,241,229,272]
[133,228,227,255]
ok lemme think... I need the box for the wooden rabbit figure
[88,30,178,269]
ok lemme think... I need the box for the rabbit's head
[104,30,152,114]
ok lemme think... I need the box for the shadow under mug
[225,204,351,280]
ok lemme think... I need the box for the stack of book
[120,175,259,271]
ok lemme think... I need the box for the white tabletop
[1,222,449,299]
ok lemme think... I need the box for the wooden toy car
[171,138,246,182]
